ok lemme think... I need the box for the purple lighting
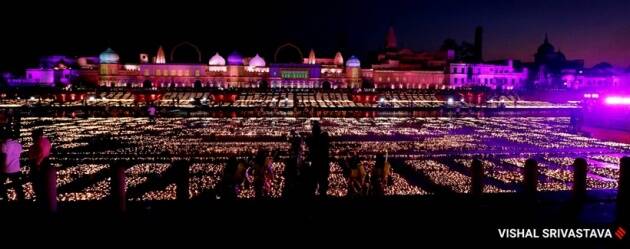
[604,96,630,105]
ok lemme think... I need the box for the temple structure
[3,28,541,90]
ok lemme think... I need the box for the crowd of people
[215,121,395,199]
[0,128,52,206]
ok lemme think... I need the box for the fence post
[471,158,483,197]
[524,158,538,196]
[573,158,588,201]
[174,160,190,201]
[111,161,127,212]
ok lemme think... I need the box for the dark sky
[1,0,629,72]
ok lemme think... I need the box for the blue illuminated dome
[227,51,243,65]
[99,48,120,64]
[346,55,360,67]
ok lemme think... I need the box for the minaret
[385,26,397,49]
[544,33,549,44]
[334,52,344,66]
[474,26,483,62]
[308,49,316,64]
[155,46,166,64]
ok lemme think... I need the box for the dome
[556,51,566,61]
[248,54,266,67]
[346,55,360,67]
[208,52,226,66]
[227,51,243,65]
[99,48,120,64]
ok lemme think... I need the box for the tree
[440,38,458,51]
[142,80,152,88]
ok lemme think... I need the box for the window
[454,78,458,84]
[460,68,465,74]
[177,70,183,76]
[171,70,176,76]
[27,74,32,79]
[144,70,150,76]
[195,70,200,77]
[156,70,161,76]
[185,70,190,76]
[452,68,457,73]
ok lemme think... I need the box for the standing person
[306,121,331,197]
[0,131,24,203]
[317,131,331,197]
[219,156,249,200]
[28,128,52,203]
[147,104,157,123]
[251,149,273,199]
[346,152,366,197]
[369,153,391,197]
[284,130,302,198]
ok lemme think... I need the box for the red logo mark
[615,226,626,240]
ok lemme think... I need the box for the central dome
[99,48,120,64]
[209,52,226,66]
[346,55,360,67]
[227,51,243,65]
[537,34,555,55]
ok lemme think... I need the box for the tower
[155,46,166,64]
[474,26,483,62]
[308,49,316,64]
[334,52,344,66]
[385,26,397,49]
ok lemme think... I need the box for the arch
[274,43,304,63]
[259,80,269,89]
[170,41,203,63]
[322,81,331,90]
[143,79,152,88]
[194,79,202,89]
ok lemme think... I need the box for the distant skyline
[1,0,629,72]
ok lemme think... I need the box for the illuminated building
[561,64,630,90]
[5,29,608,91]
[447,60,528,90]
[529,34,585,87]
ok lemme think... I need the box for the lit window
[171,70,176,76]
[144,70,150,76]
[195,70,200,77]
[156,70,161,76]
[185,70,190,76]
[177,70,183,76]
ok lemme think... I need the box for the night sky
[1,0,629,72]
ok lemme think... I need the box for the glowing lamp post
[604,96,630,105]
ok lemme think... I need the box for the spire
[308,49,316,64]
[544,33,549,44]
[474,26,483,62]
[155,46,166,64]
[334,52,344,66]
[386,26,397,49]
